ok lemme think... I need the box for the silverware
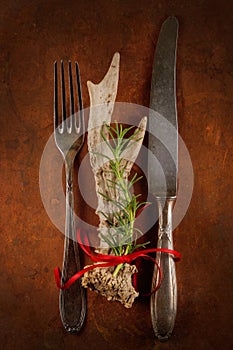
[148,16,179,341]
[54,60,86,333]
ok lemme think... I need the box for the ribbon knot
[121,255,133,264]
[54,229,181,294]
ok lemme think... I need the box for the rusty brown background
[1,0,233,349]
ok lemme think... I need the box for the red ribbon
[54,230,181,294]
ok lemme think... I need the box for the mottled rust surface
[1,1,233,349]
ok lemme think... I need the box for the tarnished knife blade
[148,16,178,197]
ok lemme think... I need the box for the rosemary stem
[112,245,130,277]
[99,122,149,278]
[113,263,124,277]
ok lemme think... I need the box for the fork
[54,60,86,333]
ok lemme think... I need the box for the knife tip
[166,16,179,25]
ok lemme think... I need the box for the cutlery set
[53,16,179,340]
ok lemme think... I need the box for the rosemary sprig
[98,122,149,276]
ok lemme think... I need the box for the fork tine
[75,62,84,133]
[54,61,58,130]
[68,61,75,130]
[69,61,75,115]
[61,61,66,129]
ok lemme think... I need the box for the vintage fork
[54,60,86,333]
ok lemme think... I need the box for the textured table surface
[1,1,233,349]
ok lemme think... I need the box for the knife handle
[150,197,177,341]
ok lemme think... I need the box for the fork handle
[150,197,177,341]
[59,162,86,333]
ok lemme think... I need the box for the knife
[148,16,179,341]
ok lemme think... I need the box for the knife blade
[148,16,179,341]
